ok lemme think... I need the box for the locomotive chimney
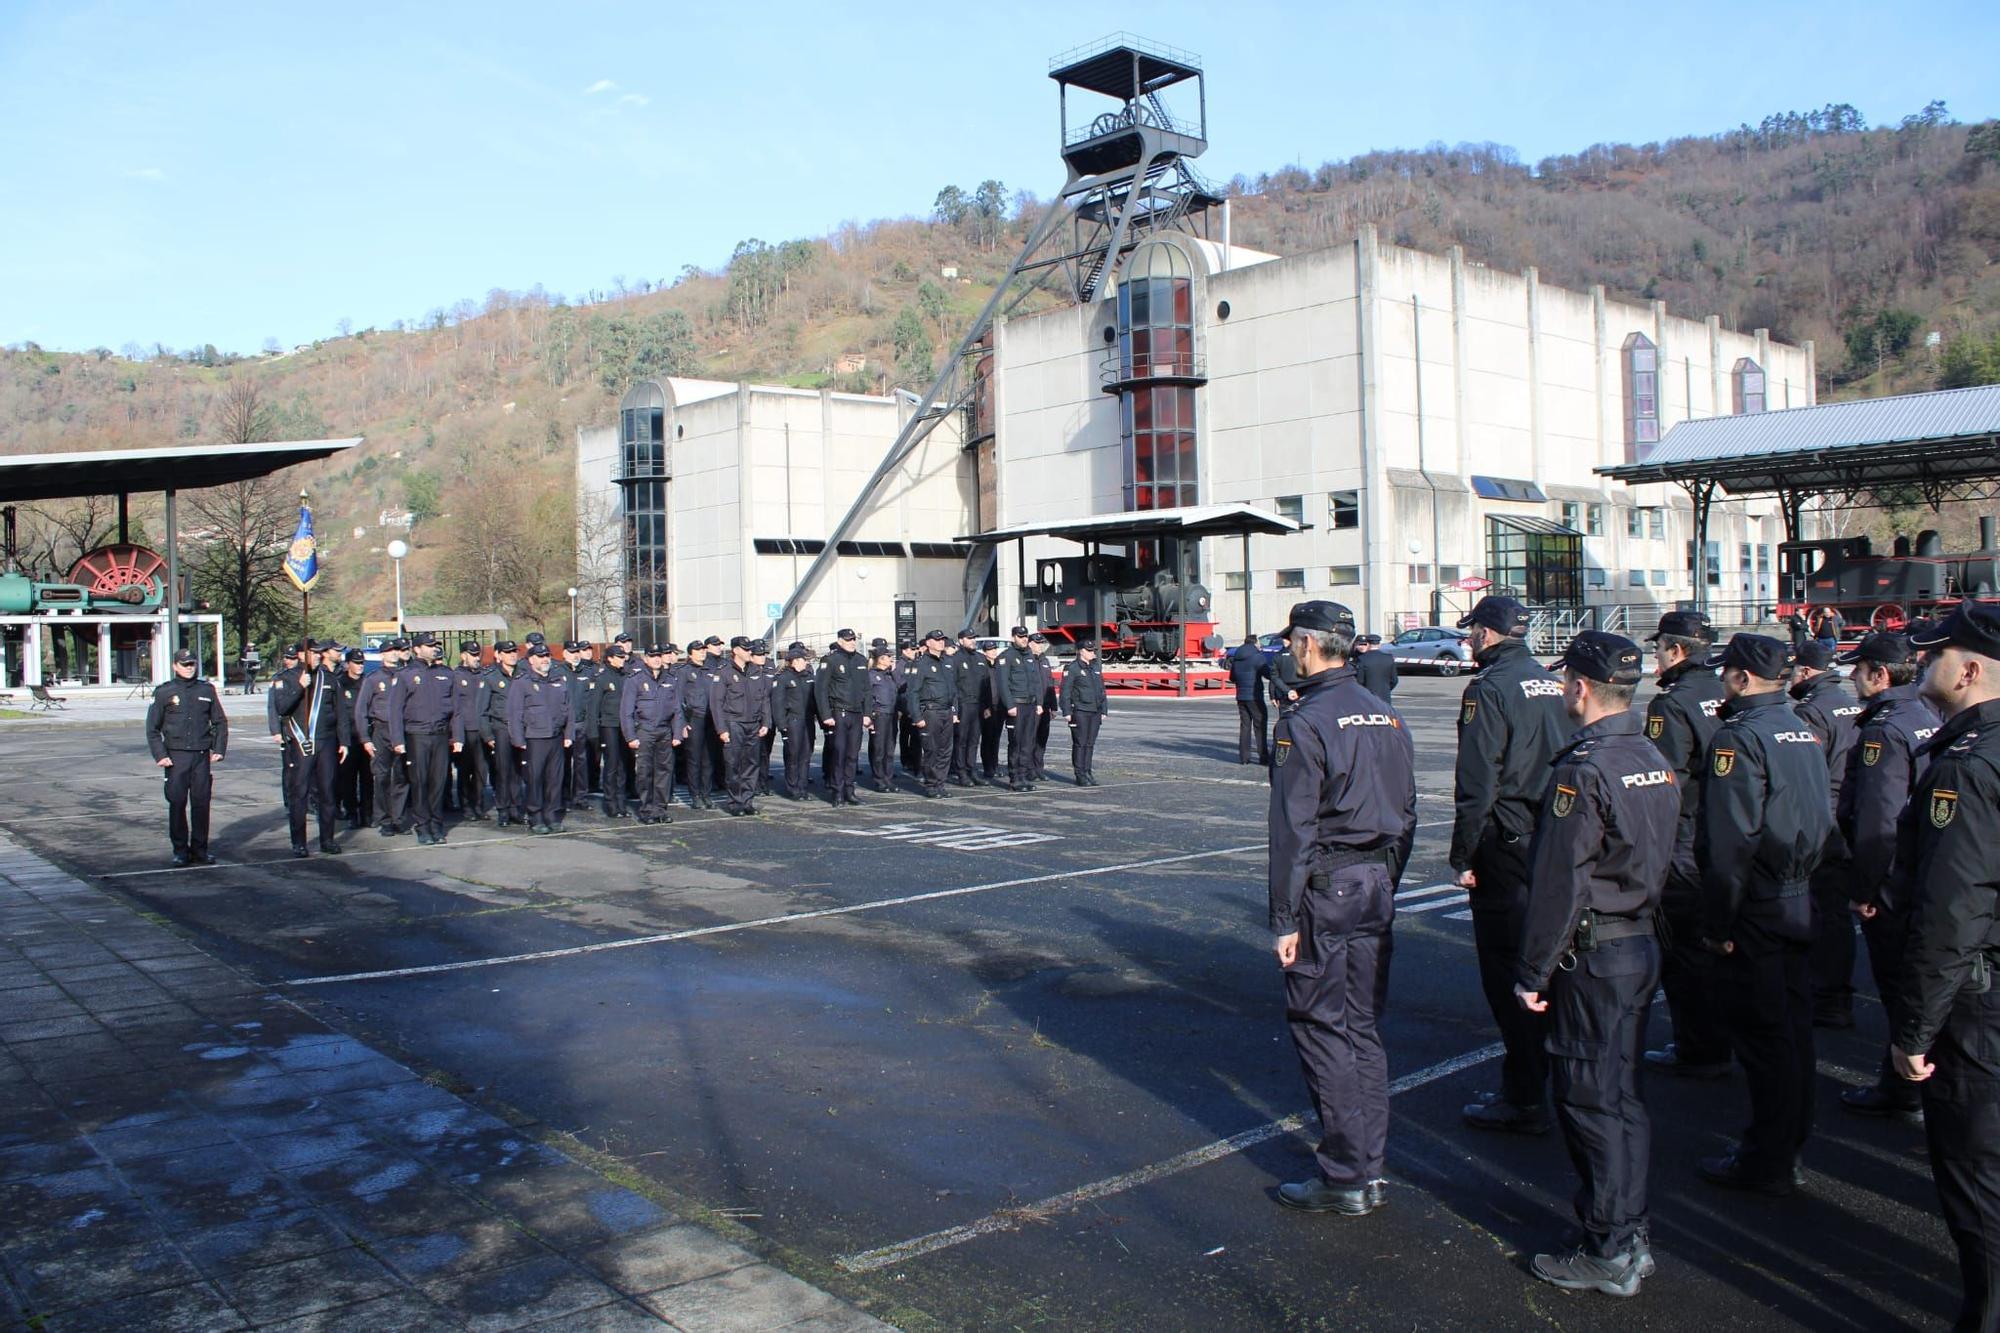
[1982,516,1996,552]
[1917,529,1944,558]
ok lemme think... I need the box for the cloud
[583,79,617,95]
[123,167,166,182]
[618,93,650,108]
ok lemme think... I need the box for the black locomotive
[1031,553,1222,661]
[1778,515,2000,631]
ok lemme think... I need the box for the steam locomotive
[1030,552,1224,661]
[0,544,173,615]
[1777,516,2000,631]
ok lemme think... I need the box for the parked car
[1384,626,1475,676]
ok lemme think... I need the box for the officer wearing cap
[1513,632,1679,1297]
[449,641,488,819]
[1891,604,2000,1330]
[865,644,901,791]
[356,638,411,835]
[995,626,1042,791]
[682,638,726,809]
[621,643,685,824]
[948,630,982,787]
[389,632,462,846]
[564,640,601,812]
[1451,594,1577,1133]
[1696,633,1832,1193]
[1352,634,1397,700]
[1028,633,1058,781]
[1829,632,1940,1125]
[271,640,346,857]
[477,642,524,826]
[335,648,373,831]
[507,643,574,834]
[711,636,773,816]
[892,638,920,776]
[1230,633,1274,765]
[751,640,780,796]
[1267,601,1417,1217]
[593,644,635,817]
[903,630,960,798]
[815,629,870,806]
[1063,639,1108,786]
[1639,610,1733,1079]
[146,649,229,866]
[265,645,298,803]
[1792,639,1864,1026]
[775,646,818,800]
[976,639,1006,783]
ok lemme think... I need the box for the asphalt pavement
[0,674,1960,1330]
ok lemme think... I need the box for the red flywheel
[68,544,167,604]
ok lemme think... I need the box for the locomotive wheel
[1870,603,1907,631]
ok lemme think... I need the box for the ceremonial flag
[284,501,322,592]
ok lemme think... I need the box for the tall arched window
[1622,332,1660,457]
[617,381,670,645]
[1732,357,1766,415]
[1114,241,1200,512]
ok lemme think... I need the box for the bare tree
[183,378,296,657]
[16,497,122,580]
[574,487,625,639]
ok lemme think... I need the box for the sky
[3,0,1997,355]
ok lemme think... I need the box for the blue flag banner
[284,503,322,592]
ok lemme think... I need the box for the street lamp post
[567,587,579,643]
[387,539,408,630]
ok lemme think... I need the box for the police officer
[712,636,773,816]
[995,626,1042,792]
[566,640,601,805]
[356,638,411,835]
[335,648,373,831]
[266,644,297,802]
[904,630,959,798]
[1891,604,2000,1332]
[146,649,229,866]
[621,642,685,824]
[680,637,724,809]
[977,640,1006,784]
[1793,639,1865,1026]
[508,642,574,834]
[864,643,901,791]
[1352,633,1398,700]
[1696,633,1832,1193]
[449,641,488,818]
[389,632,462,846]
[478,641,525,826]
[1640,610,1733,1080]
[1028,633,1058,781]
[1270,640,1303,710]
[1267,601,1417,1217]
[272,641,345,857]
[815,628,870,807]
[1230,633,1272,765]
[892,638,920,775]
[1063,639,1107,786]
[1452,594,1576,1132]
[753,641,780,795]
[1834,632,1939,1125]
[593,643,635,817]
[776,647,818,800]
[950,630,983,787]
[1512,632,1679,1297]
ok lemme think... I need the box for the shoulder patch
[1861,740,1882,767]
[1932,789,1959,828]
[1460,699,1478,725]
[1553,784,1577,818]
[1645,715,1664,741]
[1712,748,1736,778]
[1274,738,1292,767]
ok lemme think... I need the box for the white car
[1384,626,1475,676]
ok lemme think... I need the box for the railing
[1048,32,1203,75]
[1099,350,1206,393]
[1063,102,1204,148]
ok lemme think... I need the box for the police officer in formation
[815,628,870,806]
[147,648,228,866]
[865,642,901,792]
[1352,633,1397,699]
[356,637,411,835]
[448,641,487,817]
[621,642,685,824]
[1265,601,1416,1217]
[775,646,818,799]
[977,639,1007,784]
[712,636,773,816]
[1791,639,1865,1026]
[1451,595,1576,1133]
[1062,638,1107,785]
[680,637,724,809]
[507,642,574,833]
[475,640,525,826]
[1229,632,1271,765]
[334,647,373,831]
[902,630,960,798]
[271,640,345,857]
[1028,633,1058,780]
[590,643,634,818]
[389,632,462,845]
[1511,632,1677,1297]
[995,626,1043,792]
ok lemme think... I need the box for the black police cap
[749,639,769,654]
[1837,632,1913,667]
[344,648,366,664]
[786,641,807,652]
[386,637,410,651]
[923,629,947,643]
[1458,595,1529,635]
[1010,625,1029,637]
[613,632,634,644]
[729,635,751,650]
[494,639,519,653]
[459,640,481,656]
[1648,609,1715,643]
[642,642,667,656]
[1076,636,1098,649]
[869,637,890,649]
[1796,640,1837,671]
[410,631,437,647]
[836,628,857,641]
[525,631,546,644]
[1285,600,1356,634]
[1719,633,1793,680]
[1357,634,1383,646]
[1911,602,2000,659]
[703,636,724,648]
[1027,632,1049,645]
[527,643,551,658]
[785,648,808,662]
[604,644,629,659]
[172,648,197,665]
[1555,630,1645,686]
[898,637,917,649]
[957,628,977,640]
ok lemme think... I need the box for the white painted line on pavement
[1444,910,1474,921]
[1398,896,1470,915]
[1395,883,1461,903]
[835,1040,1506,1274]
[285,842,1268,987]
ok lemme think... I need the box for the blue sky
[3,1,1996,355]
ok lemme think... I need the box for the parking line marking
[1395,883,1461,903]
[1443,910,1475,921]
[834,1040,1506,1274]
[284,842,1268,987]
[1399,897,1469,915]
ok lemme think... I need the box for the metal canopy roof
[1597,384,2000,501]
[1488,514,1580,537]
[1048,34,1201,97]
[0,438,362,503]
[961,502,1300,545]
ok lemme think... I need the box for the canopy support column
[1240,531,1252,640]
[164,488,179,660]
[1681,477,1716,614]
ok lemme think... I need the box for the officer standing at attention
[896,639,923,775]
[449,641,487,818]
[712,636,773,816]
[996,626,1042,792]
[1230,633,1272,765]
[1063,638,1108,786]
[507,642,574,834]
[477,641,523,826]
[1833,632,1939,1125]
[1696,633,1832,1194]
[147,649,229,866]
[1890,604,2000,1333]
[1452,594,1576,1132]
[950,630,983,787]
[1512,632,1679,1297]
[1352,634,1398,699]
[621,642,684,824]
[1028,632,1058,782]
[266,645,297,802]
[978,640,1006,784]
[753,641,780,796]
[568,641,602,805]
[593,644,634,817]
[271,641,345,858]
[776,647,818,800]
[690,638,728,809]
[1640,610,1733,1080]
[905,630,960,798]
[335,648,373,832]
[1267,601,1417,1217]
[1792,639,1865,1027]
[865,644,901,792]
[357,638,410,836]
[815,629,870,807]
[389,632,462,846]
[1270,640,1303,710]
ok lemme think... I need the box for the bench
[28,685,68,710]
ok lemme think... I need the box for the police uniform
[335,655,374,829]
[680,643,724,808]
[1640,612,1733,1077]
[593,648,636,816]
[389,636,460,844]
[567,644,602,803]
[1792,645,1866,1024]
[356,644,411,833]
[449,644,489,817]
[710,641,774,815]
[1029,638,1058,780]
[1514,633,1678,1297]
[1451,596,1577,1129]
[775,653,818,800]
[950,637,983,786]
[145,653,229,865]
[271,653,346,855]
[815,632,870,806]
[1229,639,1272,765]
[1267,602,1417,1216]
[1352,636,1397,700]
[621,647,685,823]
[973,648,1004,783]
[1696,634,1833,1193]
[506,648,574,832]
[1062,649,1107,786]
[866,651,901,791]
[1833,633,1939,1120]
[905,634,960,797]
[1892,606,2000,1331]
[995,630,1041,791]
[478,648,525,825]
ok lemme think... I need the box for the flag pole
[300,491,311,643]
